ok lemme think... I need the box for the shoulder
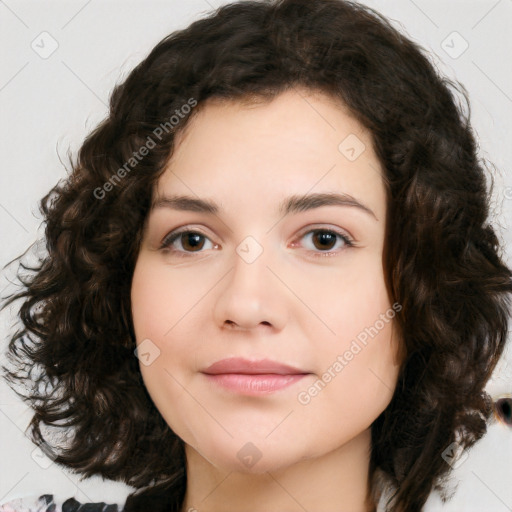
[0,494,123,512]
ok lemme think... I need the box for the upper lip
[202,357,307,375]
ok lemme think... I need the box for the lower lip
[203,373,308,395]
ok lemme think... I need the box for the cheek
[130,258,204,410]
[295,319,400,450]
[131,258,201,340]
[131,259,158,337]
[299,252,392,345]
[341,319,400,402]
[296,257,400,422]
[131,266,192,440]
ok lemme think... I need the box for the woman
[2,0,511,511]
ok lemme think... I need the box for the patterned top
[0,494,123,512]
[0,491,389,511]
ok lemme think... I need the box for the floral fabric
[0,494,122,512]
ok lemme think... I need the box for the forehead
[155,88,387,223]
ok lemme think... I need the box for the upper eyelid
[296,224,353,239]
[162,226,214,244]
[164,224,352,238]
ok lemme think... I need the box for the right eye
[160,229,218,257]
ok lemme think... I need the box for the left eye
[160,228,354,258]
[295,229,354,257]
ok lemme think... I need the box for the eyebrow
[151,192,378,220]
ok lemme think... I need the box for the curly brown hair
[2,0,511,511]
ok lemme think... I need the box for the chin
[188,436,304,475]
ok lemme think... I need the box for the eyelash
[159,226,355,259]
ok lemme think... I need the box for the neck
[180,427,375,512]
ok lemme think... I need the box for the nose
[212,237,288,333]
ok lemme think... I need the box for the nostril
[494,397,512,426]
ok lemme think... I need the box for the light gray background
[0,0,511,510]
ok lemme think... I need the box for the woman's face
[131,88,401,473]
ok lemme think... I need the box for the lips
[202,357,307,375]
[201,357,310,395]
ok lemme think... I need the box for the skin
[131,88,402,512]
